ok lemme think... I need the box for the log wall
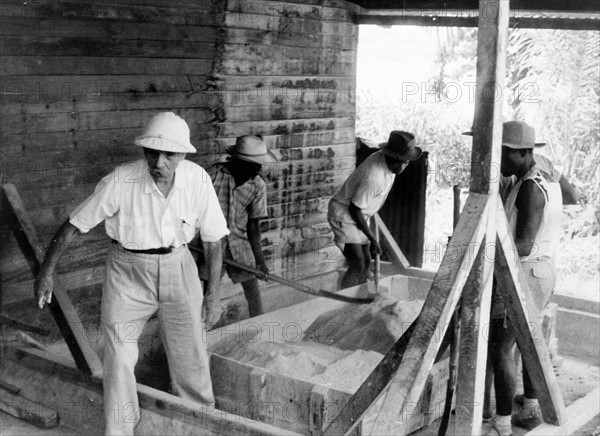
[0,0,359,320]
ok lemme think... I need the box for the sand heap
[303,293,423,354]
[209,294,424,393]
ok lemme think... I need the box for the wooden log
[0,390,59,428]
[1,184,103,377]
[364,193,490,436]
[494,198,566,425]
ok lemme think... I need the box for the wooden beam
[451,236,494,435]
[451,0,507,432]
[339,192,489,436]
[525,387,600,436]
[0,390,58,428]
[494,198,566,425]
[374,213,410,271]
[1,183,103,377]
[322,317,418,435]
[356,13,600,31]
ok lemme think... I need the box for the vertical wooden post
[451,1,508,434]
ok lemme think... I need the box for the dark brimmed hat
[380,131,422,161]
[226,135,277,164]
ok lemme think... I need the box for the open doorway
[355,24,599,302]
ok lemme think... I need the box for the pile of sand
[303,294,423,354]
[209,295,424,393]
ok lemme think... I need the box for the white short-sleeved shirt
[70,158,229,249]
[328,151,397,223]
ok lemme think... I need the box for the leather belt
[112,239,174,255]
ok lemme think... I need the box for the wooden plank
[225,27,355,50]
[367,193,490,435]
[226,0,354,22]
[374,214,410,271]
[217,58,355,77]
[1,107,213,135]
[356,14,600,31]
[0,74,203,99]
[222,103,355,123]
[324,193,490,436]
[215,116,355,137]
[1,56,213,76]
[452,0,507,432]
[525,387,600,436]
[222,43,355,64]
[468,1,507,195]
[1,183,103,377]
[0,314,50,336]
[0,36,215,58]
[223,13,356,36]
[0,1,218,25]
[0,17,219,42]
[451,238,493,435]
[0,390,58,428]
[495,198,566,425]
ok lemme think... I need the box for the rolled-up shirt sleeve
[69,172,119,233]
[249,180,268,220]
[196,175,229,243]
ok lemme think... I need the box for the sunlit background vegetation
[356,26,599,299]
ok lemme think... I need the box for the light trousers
[101,244,213,436]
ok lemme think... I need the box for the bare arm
[202,239,223,300]
[514,179,545,258]
[247,218,268,278]
[34,220,81,308]
[349,203,382,255]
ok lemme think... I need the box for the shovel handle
[188,245,374,304]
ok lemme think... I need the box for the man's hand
[370,240,383,259]
[202,298,223,330]
[255,261,270,281]
[34,271,54,309]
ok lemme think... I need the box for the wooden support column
[1,184,103,377]
[452,0,507,433]
[495,198,566,425]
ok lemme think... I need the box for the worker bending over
[328,131,422,288]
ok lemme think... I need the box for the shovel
[189,246,374,305]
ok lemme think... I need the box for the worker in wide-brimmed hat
[198,134,276,320]
[34,112,229,436]
[328,131,422,288]
[485,121,562,436]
